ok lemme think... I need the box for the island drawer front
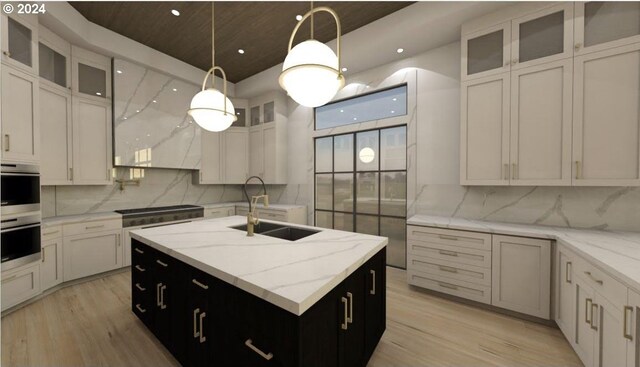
[572,252,627,308]
[408,253,491,286]
[204,206,235,219]
[236,207,287,222]
[407,241,492,269]
[41,225,62,242]
[407,225,492,251]
[408,270,492,304]
[63,219,122,237]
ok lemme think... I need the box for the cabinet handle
[370,270,376,295]
[438,250,458,257]
[512,163,517,180]
[160,285,167,309]
[574,43,582,51]
[584,271,603,285]
[504,60,509,67]
[192,278,209,290]
[117,234,121,247]
[503,163,509,180]
[135,283,146,291]
[135,265,146,272]
[623,306,633,341]
[43,230,60,236]
[511,58,518,65]
[585,298,593,324]
[193,308,200,338]
[565,262,572,284]
[4,134,10,151]
[245,339,274,361]
[41,248,45,262]
[438,235,458,241]
[85,224,105,230]
[135,304,146,313]
[156,259,168,267]
[69,167,73,181]
[134,248,144,254]
[575,161,581,180]
[199,312,206,343]
[341,297,348,330]
[346,292,354,324]
[439,282,458,290]
[156,283,162,307]
[591,303,599,331]
[3,51,11,57]
[439,265,458,274]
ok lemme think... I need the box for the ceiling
[69,1,413,83]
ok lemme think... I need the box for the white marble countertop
[408,215,640,293]
[131,216,387,315]
[42,212,122,227]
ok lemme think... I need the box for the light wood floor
[2,267,583,367]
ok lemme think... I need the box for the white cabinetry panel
[72,97,112,185]
[63,230,122,281]
[1,65,39,163]
[40,84,72,184]
[40,237,63,291]
[556,244,576,342]
[223,129,249,184]
[200,131,222,184]
[1,263,40,311]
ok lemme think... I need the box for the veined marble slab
[131,216,387,315]
[42,212,122,228]
[408,215,640,293]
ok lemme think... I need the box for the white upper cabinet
[72,97,113,185]
[40,83,72,184]
[199,130,223,184]
[249,126,264,178]
[71,45,111,102]
[1,14,38,75]
[1,65,39,163]
[511,3,574,70]
[460,73,510,185]
[223,129,249,184]
[509,58,572,185]
[38,25,71,91]
[462,22,511,81]
[574,1,640,56]
[572,43,640,186]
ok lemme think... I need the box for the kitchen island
[129,216,387,367]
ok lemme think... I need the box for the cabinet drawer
[63,218,121,237]
[204,206,234,219]
[408,270,491,304]
[573,253,627,308]
[408,253,491,286]
[1,263,41,311]
[407,240,492,268]
[407,225,492,251]
[260,210,287,221]
[41,225,62,242]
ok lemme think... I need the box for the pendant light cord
[211,2,215,68]
[310,1,314,39]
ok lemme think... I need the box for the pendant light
[279,4,345,108]
[188,2,237,132]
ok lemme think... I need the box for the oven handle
[0,172,40,177]
[1,223,41,233]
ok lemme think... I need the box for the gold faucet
[243,176,269,237]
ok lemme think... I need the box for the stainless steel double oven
[1,163,41,271]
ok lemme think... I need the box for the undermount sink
[230,222,320,241]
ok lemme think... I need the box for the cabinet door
[1,65,39,163]
[63,230,122,281]
[596,293,628,367]
[556,246,576,342]
[1,14,38,75]
[511,3,573,70]
[461,22,511,80]
[200,131,222,184]
[339,266,366,367]
[263,124,276,183]
[491,235,551,319]
[71,46,111,102]
[628,290,640,367]
[249,127,264,178]
[38,26,71,90]
[40,84,72,185]
[460,73,510,185]
[364,249,386,361]
[223,129,249,184]
[575,1,640,56]
[509,59,572,185]
[186,270,215,367]
[575,278,597,367]
[573,43,640,186]
[72,97,113,185]
[1,263,40,311]
[40,237,63,291]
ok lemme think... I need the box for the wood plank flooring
[1,267,583,367]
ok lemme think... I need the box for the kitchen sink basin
[230,222,319,241]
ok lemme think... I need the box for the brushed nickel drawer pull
[135,265,146,272]
[438,235,458,241]
[156,283,162,307]
[439,282,458,290]
[85,224,105,230]
[341,297,348,330]
[4,134,10,151]
[623,306,633,341]
[199,312,206,343]
[193,308,200,338]
[156,259,168,267]
[565,261,572,284]
[135,304,146,313]
[134,248,144,254]
[370,270,376,295]
[585,298,593,324]
[41,248,45,262]
[135,283,146,291]
[192,278,209,290]
[438,250,458,257]
[347,292,354,324]
[584,271,603,285]
[245,339,274,361]
[439,265,458,274]
[160,285,167,309]
[590,303,598,331]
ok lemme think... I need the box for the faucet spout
[243,176,268,237]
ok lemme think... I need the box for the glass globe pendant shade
[279,40,345,108]
[188,88,237,132]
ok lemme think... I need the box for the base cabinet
[131,239,386,367]
[63,229,122,281]
[1,262,40,311]
[40,237,63,291]
[556,244,575,341]
[628,290,640,367]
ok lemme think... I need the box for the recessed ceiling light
[136,110,140,113]
[238,49,245,54]
[397,48,404,54]
[172,88,177,92]
[392,98,397,101]
[391,110,395,114]
[353,117,358,121]
[296,14,302,21]
[171,9,180,16]
[116,70,123,74]
[135,138,139,141]
[147,134,151,137]
[123,117,128,120]
[152,100,157,103]
[96,92,102,96]
[341,67,348,72]
[340,109,344,113]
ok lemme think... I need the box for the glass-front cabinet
[575,1,640,55]
[38,26,71,91]
[1,14,39,75]
[462,22,511,80]
[71,45,111,101]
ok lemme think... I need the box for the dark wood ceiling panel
[70,1,413,82]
